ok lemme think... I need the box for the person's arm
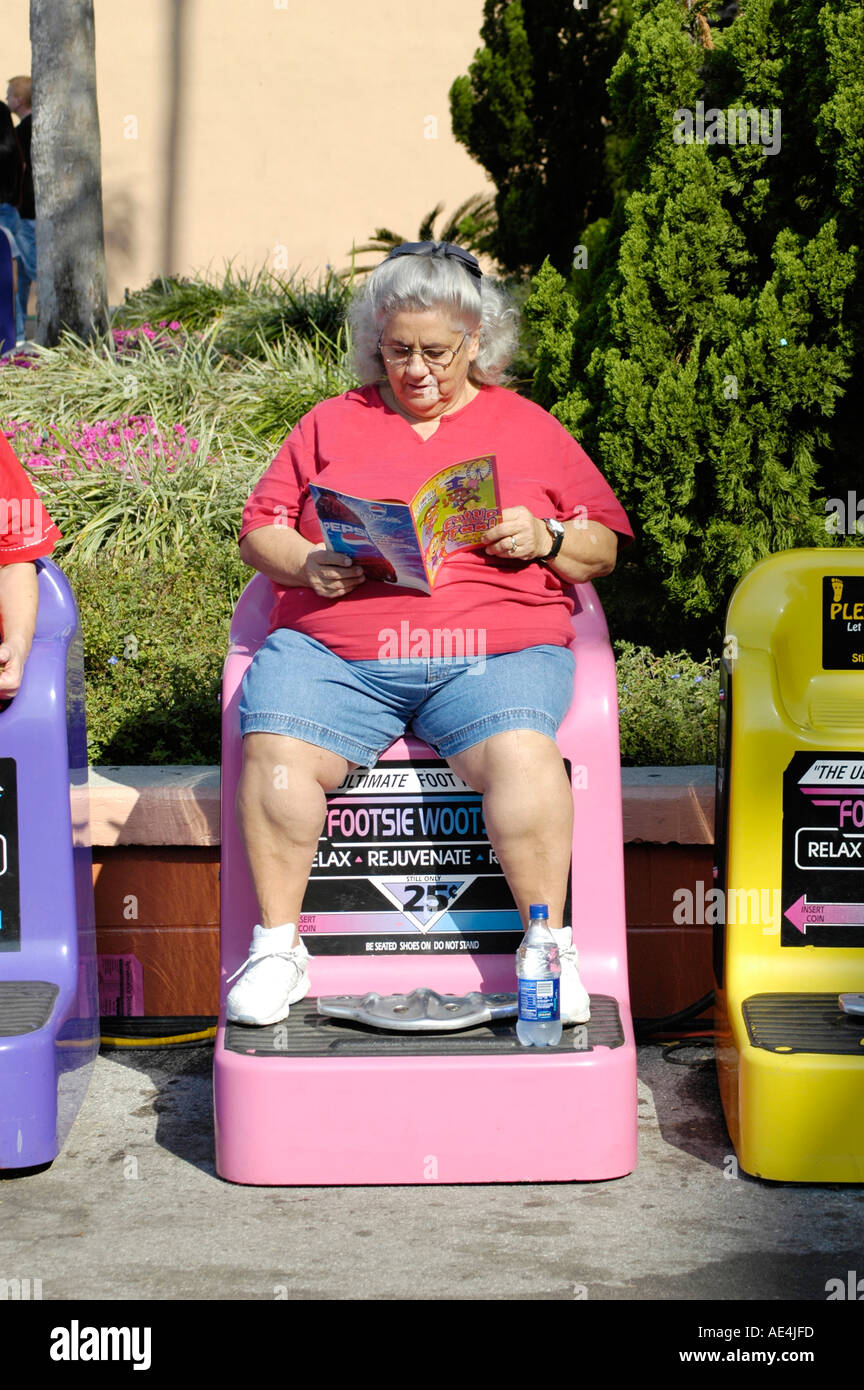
[0,561,39,697]
[239,525,366,599]
[482,507,619,584]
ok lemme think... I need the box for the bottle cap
[529,904,549,918]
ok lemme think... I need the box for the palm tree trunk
[30,0,109,344]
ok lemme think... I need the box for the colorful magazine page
[309,455,501,593]
[309,485,431,593]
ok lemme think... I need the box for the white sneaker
[553,928,591,1025]
[226,924,310,1026]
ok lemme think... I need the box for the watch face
[546,519,565,536]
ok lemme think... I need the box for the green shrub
[115,267,269,332]
[214,274,353,358]
[115,266,353,357]
[66,537,252,764]
[614,641,719,766]
[526,0,864,654]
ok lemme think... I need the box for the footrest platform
[743,993,864,1056]
[225,994,625,1056]
[728,992,864,1181]
[215,994,636,1185]
[0,981,59,1037]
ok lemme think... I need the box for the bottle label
[518,978,560,1022]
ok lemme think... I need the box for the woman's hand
[482,507,550,562]
[481,508,619,583]
[303,544,366,599]
[0,564,38,699]
[0,635,29,698]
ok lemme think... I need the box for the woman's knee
[447,729,564,794]
[240,732,351,795]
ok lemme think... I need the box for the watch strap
[539,518,565,564]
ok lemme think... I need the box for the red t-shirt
[239,384,633,659]
[0,429,62,563]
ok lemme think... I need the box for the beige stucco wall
[4,0,491,303]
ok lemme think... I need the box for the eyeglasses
[378,332,468,370]
[384,241,483,281]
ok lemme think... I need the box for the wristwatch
[538,517,566,564]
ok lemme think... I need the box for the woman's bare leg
[445,730,573,926]
[236,732,353,944]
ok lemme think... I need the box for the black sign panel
[823,575,864,670]
[781,751,864,948]
[298,758,571,955]
[0,758,21,952]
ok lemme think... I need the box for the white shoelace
[226,944,305,986]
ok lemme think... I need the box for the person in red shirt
[227,242,634,1027]
[0,428,62,696]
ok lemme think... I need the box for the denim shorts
[238,629,575,767]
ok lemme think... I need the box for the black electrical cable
[634,990,715,1040]
[660,1038,716,1065]
[100,1016,217,1048]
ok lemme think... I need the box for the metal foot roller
[317,987,517,1031]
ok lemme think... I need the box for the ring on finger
[509,537,519,555]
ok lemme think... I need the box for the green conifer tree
[527,0,861,651]
[450,0,635,273]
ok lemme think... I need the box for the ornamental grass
[219,327,358,443]
[17,416,264,563]
[0,325,229,438]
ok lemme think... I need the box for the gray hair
[347,253,520,385]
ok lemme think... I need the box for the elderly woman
[227,242,633,1027]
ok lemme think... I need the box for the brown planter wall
[624,845,714,1019]
[94,844,716,1020]
[94,848,219,1018]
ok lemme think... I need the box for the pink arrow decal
[784,895,807,932]
[784,895,864,932]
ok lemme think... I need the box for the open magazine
[309,455,500,594]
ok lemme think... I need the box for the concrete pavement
[2,1041,862,1304]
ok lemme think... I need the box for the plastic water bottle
[515,904,562,1047]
